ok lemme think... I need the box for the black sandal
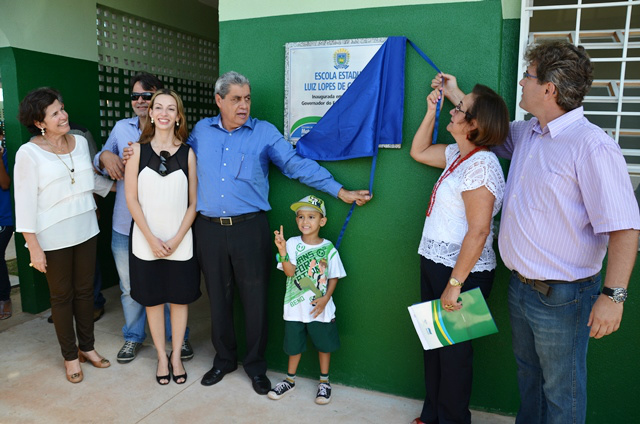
[156,355,171,385]
[170,351,187,384]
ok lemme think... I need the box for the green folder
[408,287,498,350]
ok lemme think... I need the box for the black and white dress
[130,143,200,306]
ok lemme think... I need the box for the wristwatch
[601,287,627,304]
[449,277,464,287]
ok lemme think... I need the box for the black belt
[514,271,596,297]
[198,212,260,226]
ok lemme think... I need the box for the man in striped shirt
[434,41,640,424]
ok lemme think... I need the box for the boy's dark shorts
[283,319,340,355]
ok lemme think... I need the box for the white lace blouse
[418,143,505,272]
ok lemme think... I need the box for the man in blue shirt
[193,71,371,395]
[95,73,193,364]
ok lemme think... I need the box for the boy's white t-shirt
[277,236,346,323]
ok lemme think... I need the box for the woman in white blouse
[16,88,114,384]
[409,84,509,424]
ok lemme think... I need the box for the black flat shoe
[251,374,271,395]
[201,364,237,386]
[156,355,170,385]
[170,351,187,384]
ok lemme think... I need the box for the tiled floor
[0,276,515,423]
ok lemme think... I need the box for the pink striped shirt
[493,107,640,281]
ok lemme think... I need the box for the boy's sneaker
[315,382,332,405]
[117,341,142,364]
[267,379,296,400]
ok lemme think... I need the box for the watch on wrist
[601,287,627,304]
[449,277,464,287]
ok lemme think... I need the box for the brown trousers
[45,236,97,360]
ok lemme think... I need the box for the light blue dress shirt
[93,116,141,235]
[188,115,342,217]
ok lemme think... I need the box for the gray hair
[215,71,251,98]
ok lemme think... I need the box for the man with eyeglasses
[94,72,194,364]
[432,41,639,424]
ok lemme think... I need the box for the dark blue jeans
[508,272,600,424]
[0,225,14,301]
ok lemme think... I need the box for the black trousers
[419,257,494,424]
[45,236,97,361]
[195,212,271,377]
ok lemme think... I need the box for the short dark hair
[130,72,164,93]
[464,84,510,147]
[18,87,64,136]
[525,41,593,112]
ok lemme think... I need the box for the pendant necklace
[43,134,76,184]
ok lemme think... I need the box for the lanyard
[426,146,486,217]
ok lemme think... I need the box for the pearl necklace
[43,134,76,184]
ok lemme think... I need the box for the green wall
[0,47,118,311]
[1,0,218,313]
[220,1,640,422]
[2,0,637,420]
[221,0,519,414]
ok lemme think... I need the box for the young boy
[269,195,346,405]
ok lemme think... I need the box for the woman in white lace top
[409,84,509,424]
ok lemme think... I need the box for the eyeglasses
[522,71,538,80]
[453,101,474,120]
[130,92,154,101]
[158,150,170,176]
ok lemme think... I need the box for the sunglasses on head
[131,92,153,101]
[158,150,171,176]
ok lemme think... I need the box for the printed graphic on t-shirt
[285,246,331,305]
[279,237,346,323]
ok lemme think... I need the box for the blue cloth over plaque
[296,36,441,247]
[296,36,407,160]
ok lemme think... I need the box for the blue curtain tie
[336,37,441,249]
